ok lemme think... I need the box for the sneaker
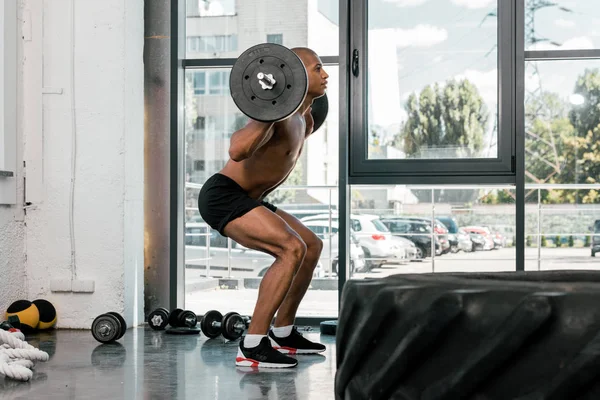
[269,326,326,355]
[235,336,298,368]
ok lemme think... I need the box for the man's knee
[279,234,307,263]
[305,235,323,262]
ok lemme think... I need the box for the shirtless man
[198,47,329,368]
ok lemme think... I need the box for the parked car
[400,217,451,254]
[301,220,366,274]
[438,216,461,253]
[592,219,600,257]
[379,217,440,258]
[457,228,475,252]
[184,223,323,278]
[463,226,495,251]
[301,213,416,269]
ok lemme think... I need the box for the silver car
[301,213,417,269]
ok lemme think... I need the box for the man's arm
[229,120,275,162]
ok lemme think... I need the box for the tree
[440,80,488,158]
[524,69,600,204]
[393,79,489,204]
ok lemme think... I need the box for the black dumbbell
[200,310,251,340]
[148,307,198,330]
[168,308,198,328]
[91,312,127,343]
[148,307,169,330]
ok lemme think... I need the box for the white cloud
[451,0,495,9]
[395,25,448,48]
[529,36,595,51]
[554,18,575,28]
[383,0,429,6]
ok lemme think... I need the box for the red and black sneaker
[269,327,326,355]
[235,336,298,368]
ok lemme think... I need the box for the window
[524,59,600,271]
[524,1,598,51]
[185,0,339,59]
[187,0,236,17]
[266,34,283,45]
[186,35,238,54]
[349,0,515,182]
[192,71,205,95]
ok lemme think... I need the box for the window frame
[347,0,516,184]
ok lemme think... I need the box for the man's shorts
[198,173,278,237]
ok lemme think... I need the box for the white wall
[0,0,26,314]
[0,0,145,329]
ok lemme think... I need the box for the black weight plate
[169,308,183,327]
[165,327,201,335]
[107,312,127,340]
[320,320,337,336]
[148,308,169,331]
[180,310,198,328]
[200,310,223,339]
[230,43,308,123]
[311,92,329,134]
[92,314,121,343]
[222,312,244,341]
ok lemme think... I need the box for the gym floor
[1,327,336,399]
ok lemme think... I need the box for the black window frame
[347,0,516,185]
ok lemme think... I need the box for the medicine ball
[32,299,57,330]
[6,300,39,333]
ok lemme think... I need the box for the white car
[301,213,416,269]
[301,219,366,275]
[184,223,324,278]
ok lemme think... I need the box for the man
[198,47,329,368]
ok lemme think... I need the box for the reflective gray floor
[0,327,336,400]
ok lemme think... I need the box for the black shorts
[197,173,278,237]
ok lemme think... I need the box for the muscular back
[220,111,312,200]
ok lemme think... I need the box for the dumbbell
[200,310,251,340]
[91,312,127,343]
[230,43,328,131]
[148,307,198,331]
[168,308,198,329]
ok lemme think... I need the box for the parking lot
[185,247,599,317]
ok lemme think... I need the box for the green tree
[525,69,600,204]
[394,79,489,204]
[440,80,488,157]
[525,92,573,188]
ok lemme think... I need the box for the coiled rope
[0,329,49,381]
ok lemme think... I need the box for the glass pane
[349,185,516,278]
[525,60,600,186]
[524,60,600,270]
[525,1,600,51]
[184,66,340,317]
[185,0,340,58]
[367,0,498,160]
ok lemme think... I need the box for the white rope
[0,329,49,382]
